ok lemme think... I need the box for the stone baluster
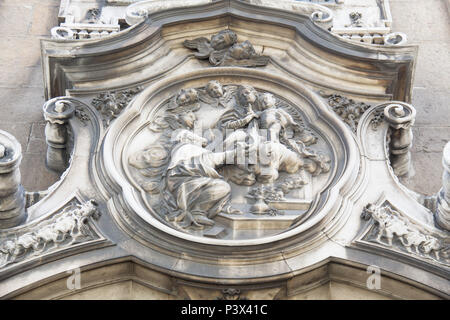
[435,142,450,231]
[0,130,27,228]
[43,99,75,172]
[384,102,416,177]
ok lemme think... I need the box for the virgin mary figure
[162,130,241,229]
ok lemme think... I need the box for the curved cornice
[40,0,417,102]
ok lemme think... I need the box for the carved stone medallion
[125,81,332,240]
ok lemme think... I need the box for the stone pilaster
[436,142,450,231]
[43,99,75,172]
[0,130,26,228]
[384,102,416,177]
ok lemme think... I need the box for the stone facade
[0,0,448,300]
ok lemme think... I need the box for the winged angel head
[183,29,269,67]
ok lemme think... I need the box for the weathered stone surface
[412,89,450,126]
[390,0,450,195]
[20,154,60,191]
[0,0,449,301]
[30,5,59,36]
[0,0,61,192]
[413,43,450,89]
[0,130,27,228]
[390,0,450,42]
[0,4,34,36]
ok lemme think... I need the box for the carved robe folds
[163,142,232,228]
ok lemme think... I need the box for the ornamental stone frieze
[1,0,448,299]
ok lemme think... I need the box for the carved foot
[194,214,215,226]
[222,205,243,215]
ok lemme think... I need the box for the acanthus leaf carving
[326,94,384,133]
[217,288,248,301]
[91,87,143,127]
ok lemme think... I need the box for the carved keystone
[0,130,27,228]
[43,99,75,172]
[436,142,450,231]
[384,102,416,177]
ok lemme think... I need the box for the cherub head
[237,85,257,106]
[210,30,238,50]
[229,40,256,60]
[176,88,199,106]
[361,203,388,222]
[257,93,277,111]
[205,80,223,98]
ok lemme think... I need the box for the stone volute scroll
[43,99,75,172]
[183,30,270,67]
[0,131,27,229]
[384,102,416,177]
[436,142,450,231]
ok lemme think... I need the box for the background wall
[0,0,60,190]
[0,0,448,195]
[390,0,450,194]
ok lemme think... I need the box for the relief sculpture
[361,203,450,265]
[0,200,101,268]
[183,30,270,67]
[129,81,331,238]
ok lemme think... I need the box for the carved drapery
[128,81,331,237]
[1,1,448,300]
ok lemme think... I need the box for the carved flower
[129,144,169,169]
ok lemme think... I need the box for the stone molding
[1,0,448,299]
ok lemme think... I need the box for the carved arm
[225,113,258,129]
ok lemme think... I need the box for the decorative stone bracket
[384,102,416,177]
